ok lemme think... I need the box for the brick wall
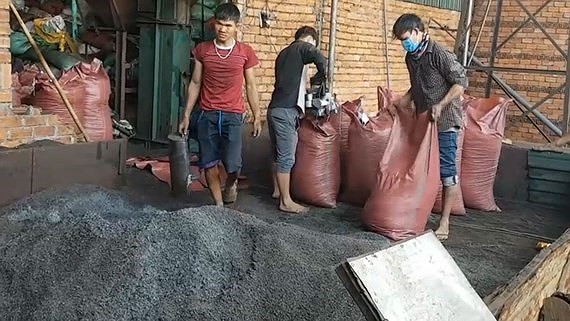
[468,0,569,143]
[0,0,11,106]
[0,107,77,148]
[0,1,78,148]
[236,0,460,116]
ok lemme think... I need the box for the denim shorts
[439,131,459,187]
[196,110,244,173]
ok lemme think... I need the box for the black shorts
[196,110,244,173]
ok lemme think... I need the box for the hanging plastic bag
[362,108,440,241]
[291,118,341,208]
[461,96,510,212]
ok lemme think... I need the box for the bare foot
[272,190,280,199]
[279,200,308,214]
[215,202,224,207]
[435,220,449,241]
[223,182,238,204]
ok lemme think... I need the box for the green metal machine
[136,0,224,144]
[137,0,192,143]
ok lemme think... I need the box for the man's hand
[178,115,190,135]
[430,103,443,122]
[251,116,261,138]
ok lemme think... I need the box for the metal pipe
[466,65,566,76]
[485,0,503,97]
[562,17,570,134]
[382,0,391,87]
[168,133,191,196]
[454,0,469,55]
[462,0,473,66]
[467,0,492,66]
[326,0,339,91]
[317,0,325,49]
[471,55,562,136]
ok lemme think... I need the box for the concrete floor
[123,142,570,297]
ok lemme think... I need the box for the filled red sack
[291,118,340,208]
[362,108,440,241]
[339,87,401,206]
[340,109,393,207]
[30,59,113,142]
[432,127,467,215]
[330,98,362,162]
[461,96,510,212]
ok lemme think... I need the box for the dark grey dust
[0,185,389,321]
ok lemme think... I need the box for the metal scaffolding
[455,0,570,141]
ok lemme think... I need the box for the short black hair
[294,26,318,42]
[392,13,425,40]
[214,3,241,23]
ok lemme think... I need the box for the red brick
[8,127,33,139]
[0,116,22,128]
[22,116,48,126]
[33,126,57,138]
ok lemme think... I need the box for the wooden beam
[484,229,570,321]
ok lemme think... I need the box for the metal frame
[456,0,570,139]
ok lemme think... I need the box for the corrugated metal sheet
[528,150,570,209]
[402,0,462,11]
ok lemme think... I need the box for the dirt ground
[123,143,570,298]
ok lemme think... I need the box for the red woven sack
[291,118,340,208]
[461,96,510,212]
[362,108,440,241]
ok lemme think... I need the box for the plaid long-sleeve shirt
[406,40,468,132]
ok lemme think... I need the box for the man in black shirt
[267,26,327,213]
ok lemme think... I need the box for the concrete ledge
[0,139,127,206]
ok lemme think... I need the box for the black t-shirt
[268,41,327,109]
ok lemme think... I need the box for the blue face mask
[402,38,419,53]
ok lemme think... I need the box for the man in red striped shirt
[179,3,261,207]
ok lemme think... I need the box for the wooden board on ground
[484,228,570,321]
[336,231,496,321]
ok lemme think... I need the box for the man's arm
[244,67,260,120]
[182,60,203,119]
[301,44,327,85]
[434,49,468,107]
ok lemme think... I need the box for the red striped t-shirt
[192,41,260,114]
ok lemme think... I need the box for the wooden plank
[528,151,570,172]
[484,229,570,321]
[557,256,570,293]
[528,180,570,195]
[528,191,570,209]
[338,232,496,321]
[0,148,33,206]
[528,168,570,184]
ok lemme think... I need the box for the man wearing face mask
[392,14,468,241]
[267,26,327,214]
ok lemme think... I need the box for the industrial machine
[305,83,339,118]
